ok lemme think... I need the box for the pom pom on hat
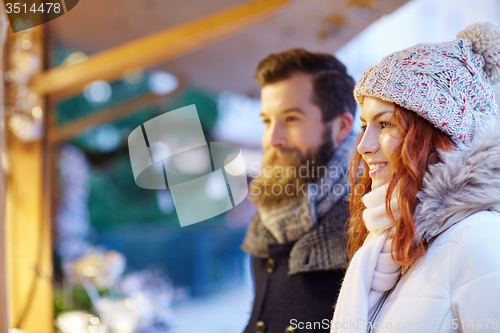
[457,22,500,84]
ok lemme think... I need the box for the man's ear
[332,112,354,148]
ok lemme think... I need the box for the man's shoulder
[318,195,350,223]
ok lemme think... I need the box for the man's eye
[360,125,367,132]
[262,119,270,125]
[286,116,298,122]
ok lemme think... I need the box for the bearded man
[241,48,357,333]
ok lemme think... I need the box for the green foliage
[88,152,178,231]
[53,285,94,318]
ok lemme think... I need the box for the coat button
[266,258,276,273]
[255,320,266,333]
[285,326,296,333]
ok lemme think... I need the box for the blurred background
[1,0,500,332]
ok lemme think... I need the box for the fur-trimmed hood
[415,115,500,242]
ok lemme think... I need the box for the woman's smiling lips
[367,161,388,176]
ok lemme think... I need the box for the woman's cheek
[381,132,402,159]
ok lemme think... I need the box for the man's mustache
[263,147,303,166]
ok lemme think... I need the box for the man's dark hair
[254,48,356,122]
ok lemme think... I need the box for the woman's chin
[370,178,385,190]
[370,170,392,191]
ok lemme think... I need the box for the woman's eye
[380,121,393,129]
[360,125,367,132]
[286,116,298,122]
[262,119,270,125]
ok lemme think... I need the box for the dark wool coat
[243,198,350,333]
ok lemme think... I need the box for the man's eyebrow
[260,108,305,118]
[282,108,305,115]
[359,110,393,122]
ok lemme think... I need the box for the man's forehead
[260,74,315,116]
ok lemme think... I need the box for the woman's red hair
[348,104,455,269]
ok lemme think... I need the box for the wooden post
[5,25,53,333]
[0,4,10,333]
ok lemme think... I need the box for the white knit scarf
[331,185,401,333]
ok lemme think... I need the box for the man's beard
[249,127,334,209]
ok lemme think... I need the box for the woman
[331,22,500,332]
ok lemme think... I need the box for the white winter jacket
[370,119,500,332]
[371,209,500,332]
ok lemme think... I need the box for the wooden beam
[29,0,289,99]
[48,92,175,144]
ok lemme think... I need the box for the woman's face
[357,97,402,190]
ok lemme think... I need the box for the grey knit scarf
[241,132,356,274]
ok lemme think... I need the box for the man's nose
[357,128,379,156]
[265,123,286,149]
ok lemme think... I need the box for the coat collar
[414,115,500,241]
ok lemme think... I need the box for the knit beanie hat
[354,22,500,143]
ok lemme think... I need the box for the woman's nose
[357,128,379,156]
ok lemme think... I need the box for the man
[241,48,357,333]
